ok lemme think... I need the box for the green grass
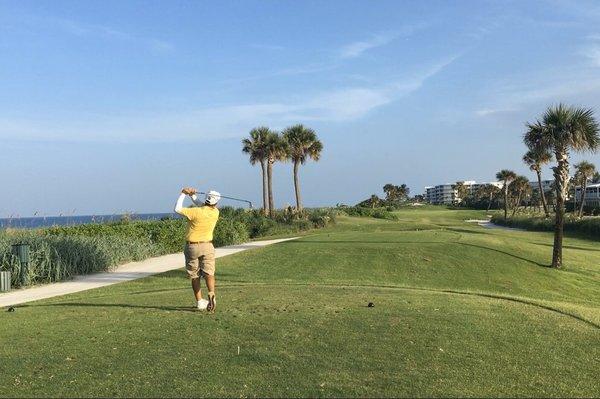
[1,208,599,397]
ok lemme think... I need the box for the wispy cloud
[581,35,600,67]
[475,66,600,118]
[249,43,285,51]
[27,15,174,53]
[0,53,459,143]
[339,23,429,59]
[339,32,398,59]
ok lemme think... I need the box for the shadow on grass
[21,284,599,330]
[25,302,198,313]
[444,227,489,235]
[532,242,600,252]
[287,240,548,267]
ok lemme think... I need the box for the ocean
[0,213,179,229]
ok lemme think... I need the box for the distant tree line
[357,184,410,208]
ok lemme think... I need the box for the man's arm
[190,194,203,207]
[174,187,197,215]
[174,193,187,214]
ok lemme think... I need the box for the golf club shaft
[194,190,253,208]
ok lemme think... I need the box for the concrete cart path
[0,237,298,307]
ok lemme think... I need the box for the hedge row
[490,214,600,240]
[0,207,336,288]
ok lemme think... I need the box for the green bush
[1,207,337,287]
[213,219,250,247]
[491,213,600,240]
[339,206,398,221]
[0,230,158,288]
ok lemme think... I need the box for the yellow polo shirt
[178,206,219,242]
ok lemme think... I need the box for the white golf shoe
[196,298,209,310]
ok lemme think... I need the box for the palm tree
[509,175,531,216]
[523,148,553,217]
[574,161,596,217]
[242,127,272,214]
[368,194,381,209]
[282,124,323,212]
[496,170,517,219]
[524,104,599,268]
[383,183,410,204]
[452,181,470,206]
[263,131,288,217]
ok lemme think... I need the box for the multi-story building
[424,181,502,205]
[575,183,600,207]
[529,179,553,193]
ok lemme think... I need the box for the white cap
[205,190,221,205]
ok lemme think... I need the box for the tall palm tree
[574,161,596,217]
[522,148,553,217]
[368,194,381,209]
[282,124,323,212]
[242,127,272,214]
[452,181,470,206]
[263,131,288,217]
[509,175,531,216]
[524,104,599,268]
[496,169,517,219]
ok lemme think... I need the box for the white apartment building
[575,183,600,207]
[529,179,553,193]
[424,181,502,205]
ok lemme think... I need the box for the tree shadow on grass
[286,240,548,267]
[25,302,198,313]
[532,242,600,252]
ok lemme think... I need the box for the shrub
[213,219,250,247]
[0,230,158,288]
[1,206,336,287]
[339,206,398,221]
[491,213,600,240]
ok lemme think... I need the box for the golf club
[194,190,253,209]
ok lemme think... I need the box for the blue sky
[2,0,600,216]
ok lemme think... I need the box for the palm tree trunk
[293,160,302,212]
[487,193,493,212]
[512,193,522,217]
[503,184,509,219]
[260,160,268,215]
[552,150,569,268]
[537,170,550,217]
[579,181,587,218]
[267,159,274,218]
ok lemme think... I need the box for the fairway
[1,208,599,397]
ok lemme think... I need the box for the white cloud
[0,54,458,143]
[581,44,600,67]
[339,24,429,59]
[339,32,398,59]
[475,66,600,118]
[29,15,174,53]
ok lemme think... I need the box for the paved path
[465,219,525,231]
[0,237,297,307]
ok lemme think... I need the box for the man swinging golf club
[174,187,220,312]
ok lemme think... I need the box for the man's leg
[204,274,215,295]
[185,243,206,309]
[191,277,203,301]
[204,274,216,312]
[201,245,217,312]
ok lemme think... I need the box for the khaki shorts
[184,242,215,278]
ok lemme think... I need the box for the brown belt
[187,241,212,245]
